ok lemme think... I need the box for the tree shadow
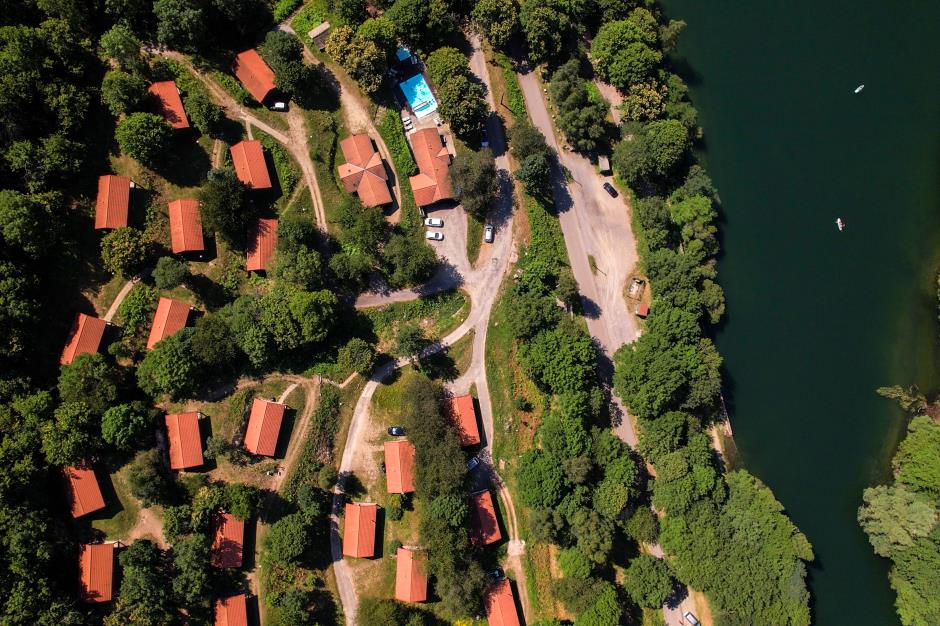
[153,132,211,188]
[419,349,458,381]
[336,470,366,498]
[580,295,602,320]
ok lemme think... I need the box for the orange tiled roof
[408,128,452,207]
[246,218,278,272]
[94,175,130,229]
[485,579,521,626]
[230,140,272,190]
[232,49,276,104]
[469,490,502,546]
[338,134,392,207]
[445,395,480,446]
[66,463,105,518]
[79,543,114,603]
[395,547,428,603]
[60,313,107,365]
[384,440,415,494]
[214,594,248,626]
[243,397,286,457]
[211,512,245,568]
[146,297,191,350]
[148,81,189,129]
[165,412,204,469]
[343,502,377,558]
[168,199,205,253]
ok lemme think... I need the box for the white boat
[854,84,865,94]
[836,218,845,231]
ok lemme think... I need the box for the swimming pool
[399,74,438,119]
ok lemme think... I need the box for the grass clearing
[302,107,358,235]
[211,70,289,131]
[363,289,469,350]
[254,126,301,211]
[91,460,143,540]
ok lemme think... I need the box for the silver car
[424,217,444,227]
[484,224,495,243]
[426,231,444,241]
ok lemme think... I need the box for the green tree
[264,513,310,562]
[471,0,519,49]
[184,91,224,137]
[383,232,437,287]
[858,485,938,558]
[225,482,263,520]
[154,0,205,53]
[516,448,565,508]
[623,554,674,608]
[548,60,606,152]
[127,448,174,505]
[893,416,940,498]
[318,465,338,491]
[637,412,689,465]
[508,121,552,163]
[116,112,172,166]
[99,23,144,72]
[334,0,366,25]
[558,547,592,578]
[701,279,725,324]
[163,504,193,543]
[395,324,428,360]
[520,0,569,64]
[41,402,98,466]
[451,148,497,219]
[436,74,488,140]
[107,539,174,626]
[0,190,61,259]
[337,337,376,374]
[190,314,238,370]
[153,256,190,289]
[101,226,150,277]
[515,152,552,198]
[57,353,119,415]
[622,506,659,544]
[569,508,614,564]
[117,283,158,338]
[573,582,621,626]
[171,534,211,612]
[198,168,252,249]
[136,330,198,399]
[426,47,469,89]
[519,317,595,395]
[101,70,147,116]
[385,0,452,53]
[101,402,153,450]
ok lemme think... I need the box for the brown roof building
[445,395,480,446]
[168,199,205,254]
[343,502,377,558]
[485,579,521,626]
[246,218,278,272]
[384,440,415,494]
[95,174,131,229]
[395,547,428,603]
[66,463,105,518]
[232,49,277,104]
[469,490,502,546]
[211,512,245,569]
[230,140,272,190]
[79,543,114,603]
[146,297,191,350]
[408,128,452,207]
[148,81,189,129]
[214,594,248,626]
[243,397,286,457]
[165,412,204,470]
[60,313,108,365]
[338,134,392,207]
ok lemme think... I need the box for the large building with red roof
[485,579,521,626]
[95,174,131,229]
[60,313,108,365]
[79,543,114,603]
[232,49,277,104]
[384,440,415,494]
[395,547,428,603]
[214,594,248,626]
[165,412,204,470]
[408,128,452,207]
[148,81,189,129]
[66,463,105,518]
[338,134,392,207]
[168,199,205,254]
[230,140,273,190]
[146,297,191,350]
[343,502,377,558]
[469,490,502,546]
[445,395,480,446]
[211,512,245,568]
[243,397,286,457]
[246,218,278,272]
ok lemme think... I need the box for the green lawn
[362,289,469,350]
[91,459,144,540]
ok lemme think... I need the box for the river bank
[659,0,940,623]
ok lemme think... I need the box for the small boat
[854,84,865,94]
[836,218,845,231]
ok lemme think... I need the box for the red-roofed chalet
[246,218,278,272]
[445,395,480,446]
[79,543,114,603]
[485,579,521,626]
[395,547,428,603]
[343,502,377,558]
[230,140,273,190]
[60,313,108,365]
[338,134,392,207]
[384,439,415,494]
[232,49,277,104]
[408,128,452,207]
[215,594,248,626]
[66,463,105,518]
[95,175,131,229]
[148,81,189,129]
[211,512,245,568]
[243,397,286,457]
[168,199,205,254]
[147,297,191,350]
[165,412,204,470]
[469,490,502,546]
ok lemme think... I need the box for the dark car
[487,568,505,581]
[388,426,405,436]
[603,182,618,197]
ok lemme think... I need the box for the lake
[657,0,940,624]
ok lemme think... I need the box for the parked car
[388,426,405,436]
[487,568,505,581]
[272,101,287,111]
[424,217,444,227]
[380,462,386,474]
[466,456,481,471]
[480,129,489,148]
[484,224,495,243]
[683,612,700,626]
[603,182,618,197]
[426,231,444,241]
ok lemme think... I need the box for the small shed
[308,21,331,50]
[598,154,611,175]
[635,302,650,318]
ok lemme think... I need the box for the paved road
[328,39,519,623]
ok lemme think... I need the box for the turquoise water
[399,74,438,118]
[658,1,940,624]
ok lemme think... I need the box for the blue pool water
[399,74,438,119]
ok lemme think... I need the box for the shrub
[273,0,302,22]
[153,256,189,289]
[101,227,150,277]
[115,112,172,166]
[337,337,375,374]
[101,402,154,450]
[558,547,592,579]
